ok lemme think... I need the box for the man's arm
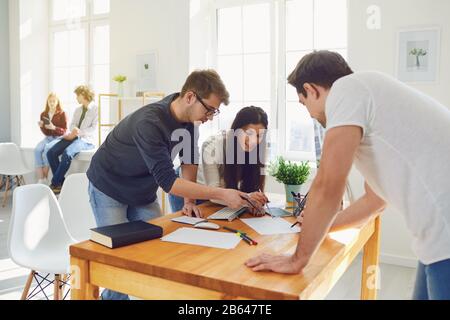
[330,183,386,232]
[132,120,249,211]
[169,178,248,210]
[246,125,363,274]
[180,164,202,217]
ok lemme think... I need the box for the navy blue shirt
[87,93,199,206]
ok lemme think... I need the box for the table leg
[71,257,99,300]
[360,216,381,300]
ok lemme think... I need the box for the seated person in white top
[169,106,269,217]
[245,51,450,300]
[47,85,98,194]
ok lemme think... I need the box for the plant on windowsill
[269,157,311,203]
[113,75,127,97]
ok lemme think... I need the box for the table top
[70,202,374,300]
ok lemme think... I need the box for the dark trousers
[47,138,94,186]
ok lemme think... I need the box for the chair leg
[15,176,20,187]
[1,176,10,208]
[60,274,69,298]
[54,274,61,300]
[16,175,25,187]
[21,271,36,300]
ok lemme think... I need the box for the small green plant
[269,157,311,186]
[113,75,127,83]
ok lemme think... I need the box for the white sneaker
[38,179,47,185]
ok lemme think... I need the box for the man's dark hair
[287,50,354,97]
[181,69,230,105]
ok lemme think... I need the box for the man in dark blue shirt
[86,70,249,300]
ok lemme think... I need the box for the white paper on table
[240,217,301,235]
[161,227,241,250]
[171,216,207,225]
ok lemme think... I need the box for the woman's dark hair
[287,50,353,97]
[222,106,268,193]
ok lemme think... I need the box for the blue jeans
[168,167,206,213]
[88,182,162,300]
[412,258,450,300]
[47,138,94,186]
[34,136,59,168]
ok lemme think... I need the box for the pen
[238,233,252,245]
[223,227,258,245]
[241,233,258,246]
[258,189,273,217]
[290,221,300,229]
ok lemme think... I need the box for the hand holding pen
[241,194,265,217]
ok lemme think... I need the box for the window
[50,0,110,134]
[212,0,348,161]
[284,0,347,161]
[215,2,273,132]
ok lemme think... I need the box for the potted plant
[113,75,127,97]
[269,157,311,203]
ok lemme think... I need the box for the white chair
[0,143,33,207]
[58,173,97,242]
[7,185,76,300]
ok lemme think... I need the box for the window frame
[212,0,278,156]
[49,0,110,115]
[211,0,348,162]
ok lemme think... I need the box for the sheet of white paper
[240,217,301,235]
[171,216,207,225]
[161,227,241,249]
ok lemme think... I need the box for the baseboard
[380,253,418,268]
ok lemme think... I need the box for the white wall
[189,0,215,71]
[0,0,11,142]
[348,0,450,266]
[8,0,49,147]
[349,0,450,107]
[110,0,190,97]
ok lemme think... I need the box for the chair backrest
[58,173,96,242]
[0,143,30,175]
[8,185,75,267]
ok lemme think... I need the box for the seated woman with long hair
[34,93,67,184]
[169,106,269,216]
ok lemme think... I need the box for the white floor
[0,193,417,300]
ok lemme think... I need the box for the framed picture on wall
[396,27,441,83]
[136,51,158,92]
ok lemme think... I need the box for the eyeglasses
[193,92,221,117]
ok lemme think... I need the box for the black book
[90,221,163,249]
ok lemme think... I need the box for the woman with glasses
[169,106,269,217]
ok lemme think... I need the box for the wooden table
[70,202,381,300]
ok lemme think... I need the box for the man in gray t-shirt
[246,51,450,301]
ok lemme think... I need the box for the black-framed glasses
[193,92,221,117]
